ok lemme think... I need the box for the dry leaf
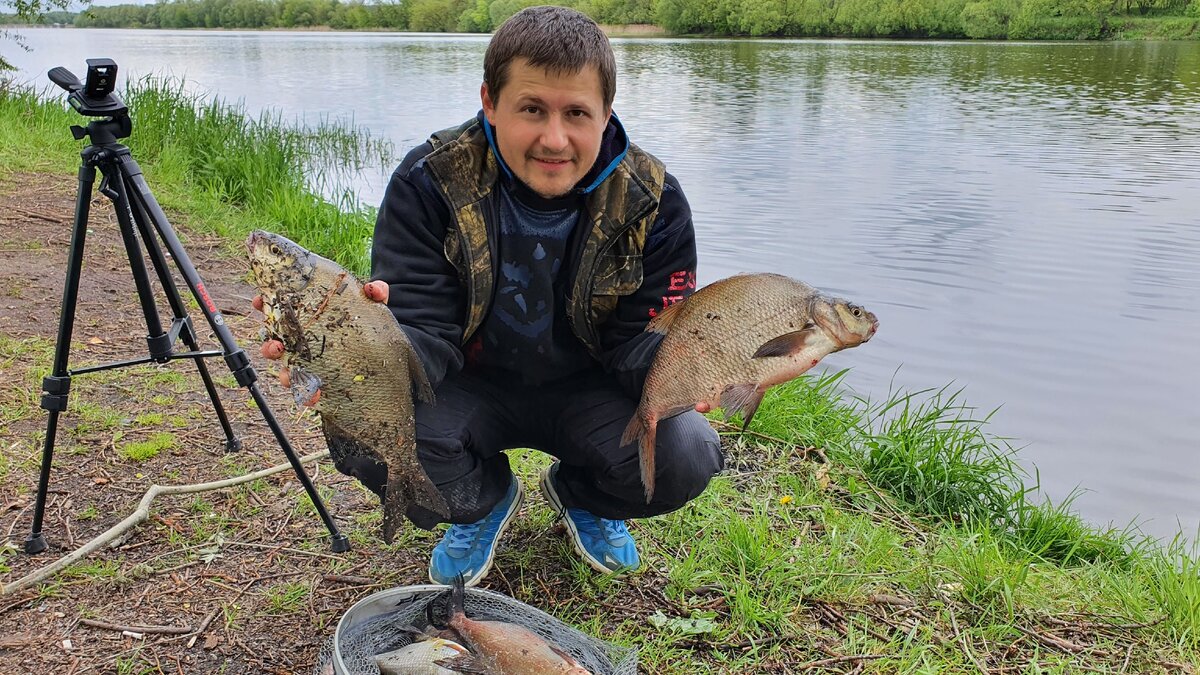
[815,464,831,490]
[86,337,104,345]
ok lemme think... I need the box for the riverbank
[1,82,1198,673]
[10,0,1198,41]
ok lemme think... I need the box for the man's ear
[481,82,496,125]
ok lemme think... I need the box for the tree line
[7,0,1200,38]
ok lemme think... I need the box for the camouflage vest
[421,118,667,357]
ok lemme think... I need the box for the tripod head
[49,58,131,146]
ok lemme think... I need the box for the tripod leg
[27,162,98,555]
[102,165,169,355]
[123,174,241,452]
[115,154,349,553]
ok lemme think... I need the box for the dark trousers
[382,368,724,530]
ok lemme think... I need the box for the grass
[118,431,175,461]
[3,76,1199,672]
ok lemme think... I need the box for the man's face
[482,58,609,199]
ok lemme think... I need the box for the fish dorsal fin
[406,346,435,405]
[433,654,488,673]
[752,324,818,358]
[646,300,686,335]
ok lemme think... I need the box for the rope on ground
[1,450,330,597]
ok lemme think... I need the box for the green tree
[3,0,72,70]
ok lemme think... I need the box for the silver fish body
[374,637,469,675]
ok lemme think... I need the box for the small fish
[246,230,450,541]
[429,575,594,674]
[622,273,878,502]
[374,636,469,675]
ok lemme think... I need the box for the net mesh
[313,584,637,675]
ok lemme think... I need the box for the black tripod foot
[24,532,48,555]
[224,437,242,453]
[330,533,351,553]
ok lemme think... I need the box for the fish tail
[640,420,658,504]
[427,573,466,630]
[381,453,450,544]
[622,413,658,503]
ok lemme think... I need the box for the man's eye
[568,109,587,118]
[522,106,539,114]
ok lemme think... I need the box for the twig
[79,618,192,635]
[1,450,330,596]
[796,654,885,669]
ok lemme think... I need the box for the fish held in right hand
[622,273,879,503]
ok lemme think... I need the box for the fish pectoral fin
[433,654,488,673]
[645,298,686,335]
[720,383,767,430]
[752,325,819,358]
[548,644,583,667]
[289,367,323,407]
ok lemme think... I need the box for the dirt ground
[0,174,675,674]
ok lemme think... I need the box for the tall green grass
[0,75,391,275]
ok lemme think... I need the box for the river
[6,28,1200,540]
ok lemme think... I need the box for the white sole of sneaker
[429,479,525,588]
[539,467,624,575]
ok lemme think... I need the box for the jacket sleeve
[597,172,698,399]
[370,145,466,390]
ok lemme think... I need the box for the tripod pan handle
[49,67,83,92]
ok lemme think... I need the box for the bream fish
[246,230,449,541]
[622,273,879,502]
[428,575,594,674]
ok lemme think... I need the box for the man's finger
[303,389,322,408]
[279,369,291,388]
[695,402,712,414]
[363,280,389,304]
[261,340,285,360]
[252,295,264,312]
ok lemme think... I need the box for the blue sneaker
[429,477,524,587]
[539,464,640,574]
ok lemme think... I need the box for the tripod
[26,61,350,555]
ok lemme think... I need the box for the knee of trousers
[647,415,724,509]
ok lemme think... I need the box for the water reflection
[8,30,1200,539]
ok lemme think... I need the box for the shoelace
[444,522,482,553]
[602,519,628,542]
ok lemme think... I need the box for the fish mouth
[865,320,879,341]
[245,230,266,254]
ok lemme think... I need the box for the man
[261,6,722,587]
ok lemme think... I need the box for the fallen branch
[796,654,885,669]
[79,618,192,635]
[1,450,329,596]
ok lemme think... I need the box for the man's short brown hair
[484,6,616,110]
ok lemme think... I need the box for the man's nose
[540,115,568,153]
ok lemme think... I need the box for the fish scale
[246,231,450,542]
[623,273,879,503]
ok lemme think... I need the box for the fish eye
[269,243,281,256]
[851,307,862,318]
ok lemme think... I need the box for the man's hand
[695,402,711,414]
[252,281,389,404]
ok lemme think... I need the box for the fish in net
[313,584,637,675]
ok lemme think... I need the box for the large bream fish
[623,273,879,502]
[428,575,594,674]
[246,230,449,541]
